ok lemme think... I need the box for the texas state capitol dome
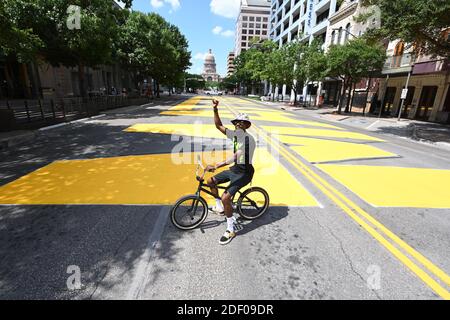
[202,49,220,82]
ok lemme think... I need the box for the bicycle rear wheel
[237,187,270,220]
[170,195,208,230]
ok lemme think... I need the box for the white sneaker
[210,206,225,216]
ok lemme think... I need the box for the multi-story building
[270,0,339,99]
[377,40,450,123]
[321,0,380,107]
[227,52,236,77]
[235,0,271,56]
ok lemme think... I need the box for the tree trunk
[78,63,86,97]
[156,81,160,98]
[337,80,347,114]
[349,86,356,113]
[345,82,353,113]
[363,77,372,116]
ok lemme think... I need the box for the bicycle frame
[194,156,242,202]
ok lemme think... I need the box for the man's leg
[207,177,220,199]
[221,191,234,220]
[219,191,236,245]
[207,177,225,214]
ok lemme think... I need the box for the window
[241,42,246,48]
[256,23,261,28]
[243,16,248,21]
[338,27,343,45]
[249,23,254,28]
[344,23,351,43]
[263,24,267,29]
[249,30,254,34]
[394,41,405,56]
[256,30,261,35]
[262,30,267,35]
[242,36,247,40]
[242,29,247,34]
[256,17,261,22]
[243,23,248,28]
[316,9,329,25]
[263,17,268,22]
[249,16,255,21]
[331,30,335,45]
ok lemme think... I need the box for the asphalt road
[0,95,449,300]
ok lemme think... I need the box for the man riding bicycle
[205,99,256,245]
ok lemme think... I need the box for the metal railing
[383,53,415,70]
[0,95,151,131]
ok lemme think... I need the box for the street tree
[360,0,450,58]
[118,12,191,97]
[301,39,327,106]
[1,0,132,97]
[326,38,386,113]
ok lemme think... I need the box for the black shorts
[212,169,254,197]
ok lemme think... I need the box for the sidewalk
[249,98,450,150]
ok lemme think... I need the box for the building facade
[270,0,339,99]
[202,49,220,83]
[235,0,271,56]
[227,52,236,77]
[321,0,380,108]
[377,40,450,123]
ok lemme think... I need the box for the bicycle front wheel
[170,195,208,230]
[237,187,270,220]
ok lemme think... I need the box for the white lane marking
[125,206,170,300]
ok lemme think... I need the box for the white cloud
[151,0,181,11]
[212,26,234,37]
[210,0,240,19]
[166,0,180,10]
[212,26,223,35]
[194,52,208,60]
[151,0,164,9]
[221,30,234,37]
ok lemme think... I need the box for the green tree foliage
[1,0,190,98]
[326,38,386,113]
[118,12,191,97]
[219,75,238,92]
[184,73,205,92]
[360,0,450,58]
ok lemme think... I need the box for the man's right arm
[213,100,226,135]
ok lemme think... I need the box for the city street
[0,95,449,300]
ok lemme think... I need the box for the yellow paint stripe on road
[0,149,318,207]
[263,125,384,142]
[259,127,450,299]
[124,123,227,139]
[160,110,235,119]
[221,99,450,299]
[316,165,450,208]
[278,136,398,163]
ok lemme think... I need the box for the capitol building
[202,49,220,82]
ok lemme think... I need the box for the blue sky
[131,0,240,77]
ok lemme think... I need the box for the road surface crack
[303,211,382,300]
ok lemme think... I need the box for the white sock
[227,217,235,233]
[215,199,224,211]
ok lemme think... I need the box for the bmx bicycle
[170,156,270,231]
